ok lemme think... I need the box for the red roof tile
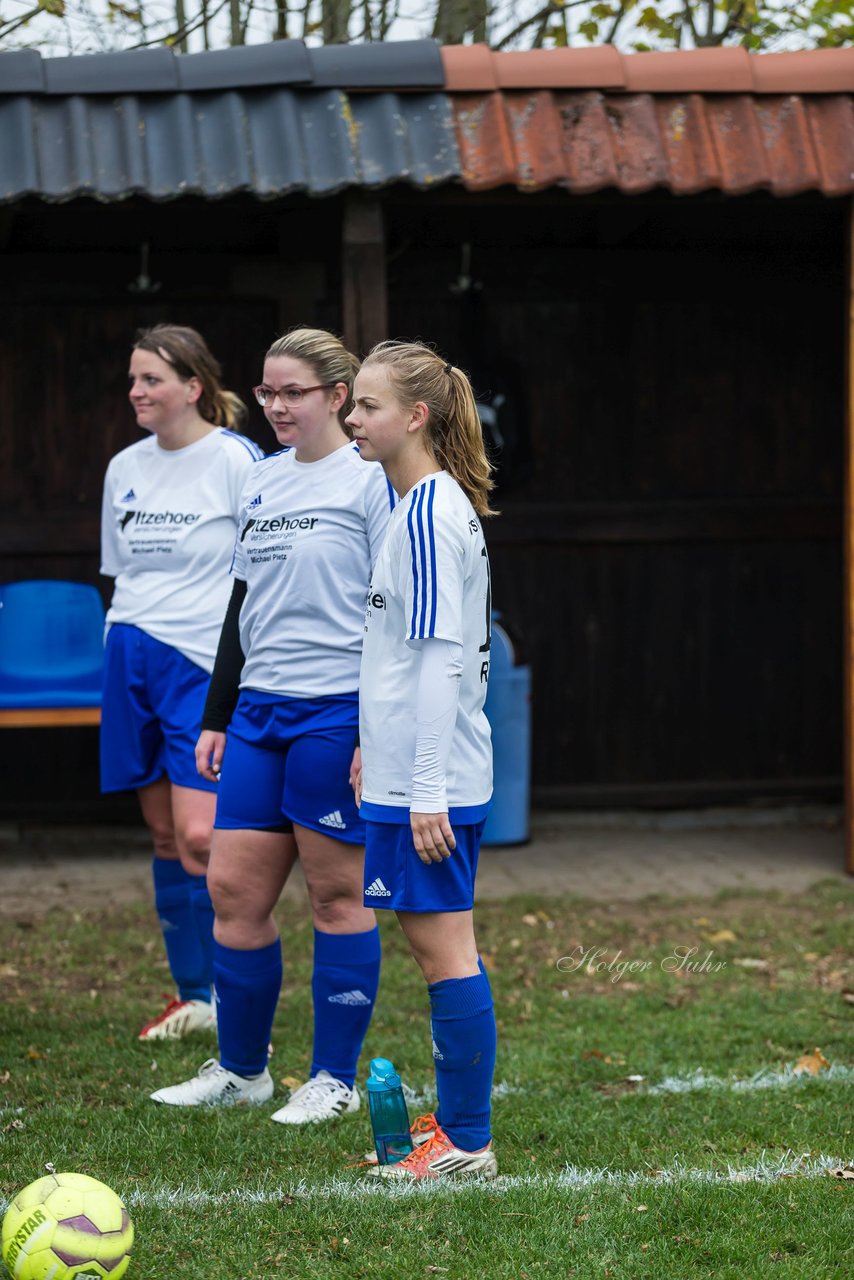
[441,47,854,196]
[623,49,753,93]
[751,48,854,94]
[440,44,854,95]
[494,47,624,91]
[447,88,854,196]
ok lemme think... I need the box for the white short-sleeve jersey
[359,471,493,819]
[232,442,396,698]
[100,428,264,672]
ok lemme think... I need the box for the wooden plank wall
[387,195,845,808]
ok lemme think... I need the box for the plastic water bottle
[367,1057,413,1165]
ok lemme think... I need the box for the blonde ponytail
[362,341,496,517]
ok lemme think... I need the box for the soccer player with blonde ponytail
[348,340,498,1180]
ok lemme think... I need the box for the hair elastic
[443,362,453,375]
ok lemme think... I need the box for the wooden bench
[0,706,101,727]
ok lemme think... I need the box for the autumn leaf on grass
[793,1047,829,1076]
[705,929,737,944]
[280,1075,303,1090]
[733,957,770,971]
[842,992,854,1006]
[832,1166,854,1181]
[582,1049,626,1065]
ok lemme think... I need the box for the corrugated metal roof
[0,88,459,203]
[0,42,852,202]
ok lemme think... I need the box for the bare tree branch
[124,0,230,50]
[604,1,627,43]
[494,0,588,50]
[0,3,49,38]
[240,0,255,41]
[682,0,700,45]
[175,0,188,51]
[720,0,749,40]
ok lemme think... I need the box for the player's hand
[196,730,226,782]
[349,747,363,807]
[410,812,456,865]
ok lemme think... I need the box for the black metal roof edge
[0,39,445,95]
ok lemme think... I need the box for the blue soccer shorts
[214,689,364,844]
[100,623,216,795]
[362,817,487,913]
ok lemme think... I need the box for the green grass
[1,879,853,1278]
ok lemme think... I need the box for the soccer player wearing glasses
[151,327,395,1125]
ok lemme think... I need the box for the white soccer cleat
[270,1070,360,1125]
[138,996,216,1041]
[377,1124,497,1181]
[150,1059,273,1107]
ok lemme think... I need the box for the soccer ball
[1,1172,133,1279]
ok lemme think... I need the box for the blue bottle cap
[367,1057,401,1091]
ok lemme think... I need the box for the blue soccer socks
[152,857,211,1003]
[428,967,496,1153]
[214,937,283,1078]
[188,875,215,988]
[310,927,381,1088]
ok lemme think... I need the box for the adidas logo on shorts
[365,878,391,897]
[318,810,347,830]
[121,488,136,503]
[247,493,263,509]
[328,989,372,1006]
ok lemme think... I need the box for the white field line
[645,1064,854,1095]
[118,1153,851,1208]
[1,1155,850,1215]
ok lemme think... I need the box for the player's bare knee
[310,890,369,933]
[206,870,244,920]
[176,824,211,869]
[148,826,177,860]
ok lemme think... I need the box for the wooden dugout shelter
[0,40,852,868]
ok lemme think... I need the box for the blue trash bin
[482,613,531,846]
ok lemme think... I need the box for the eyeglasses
[252,383,335,408]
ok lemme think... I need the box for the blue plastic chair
[0,580,105,711]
